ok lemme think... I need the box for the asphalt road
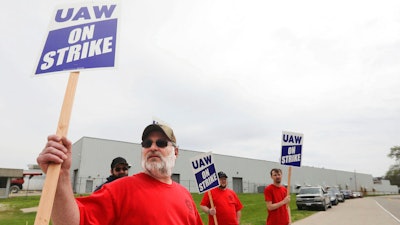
[292,195,400,225]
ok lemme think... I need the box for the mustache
[146,151,162,159]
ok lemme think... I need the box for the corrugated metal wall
[71,137,398,194]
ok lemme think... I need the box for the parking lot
[293,195,400,225]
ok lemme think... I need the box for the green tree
[385,146,400,187]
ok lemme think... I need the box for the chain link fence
[74,176,268,194]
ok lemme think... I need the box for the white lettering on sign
[198,173,218,192]
[40,36,113,70]
[288,146,296,154]
[202,168,211,179]
[281,154,301,164]
[68,25,95,44]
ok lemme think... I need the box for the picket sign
[35,2,119,75]
[281,131,303,225]
[33,2,118,224]
[190,152,220,224]
[34,72,79,225]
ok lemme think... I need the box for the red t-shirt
[200,188,243,225]
[76,172,203,225]
[264,184,289,225]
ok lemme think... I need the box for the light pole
[354,170,357,191]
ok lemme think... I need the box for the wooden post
[287,166,292,224]
[34,71,79,225]
[208,190,218,225]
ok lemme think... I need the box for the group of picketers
[37,123,291,225]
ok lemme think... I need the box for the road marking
[375,200,400,223]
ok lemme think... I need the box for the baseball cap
[111,157,129,169]
[218,171,228,178]
[142,124,176,143]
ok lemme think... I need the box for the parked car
[296,186,332,211]
[328,187,345,202]
[352,191,363,198]
[340,190,353,199]
[327,190,339,205]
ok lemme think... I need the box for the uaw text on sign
[281,131,303,167]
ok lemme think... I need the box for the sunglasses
[141,139,172,148]
[115,167,129,172]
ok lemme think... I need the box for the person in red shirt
[264,168,291,225]
[36,123,203,225]
[200,171,243,225]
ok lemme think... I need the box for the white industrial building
[70,137,398,195]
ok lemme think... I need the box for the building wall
[71,137,142,193]
[22,169,45,191]
[71,137,398,195]
[373,180,398,194]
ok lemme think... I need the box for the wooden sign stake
[208,190,218,225]
[34,71,79,225]
[287,166,292,224]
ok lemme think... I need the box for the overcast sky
[1,0,399,177]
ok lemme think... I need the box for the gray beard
[141,149,176,178]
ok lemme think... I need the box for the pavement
[9,190,42,197]
[292,196,400,225]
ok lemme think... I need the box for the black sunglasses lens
[141,139,169,148]
[116,167,128,172]
[141,139,152,148]
[156,140,168,147]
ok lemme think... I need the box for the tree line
[385,146,400,188]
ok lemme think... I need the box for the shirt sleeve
[76,187,117,225]
[200,192,210,207]
[234,192,243,211]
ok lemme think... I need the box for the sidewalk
[21,207,38,213]
[9,190,42,197]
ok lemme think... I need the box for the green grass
[193,193,316,225]
[0,195,41,225]
[0,193,315,225]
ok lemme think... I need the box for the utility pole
[354,170,357,191]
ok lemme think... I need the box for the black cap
[111,157,129,169]
[218,171,228,178]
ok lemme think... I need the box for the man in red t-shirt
[37,123,203,225]
[200,171,243,225]
[264,168,291,225]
